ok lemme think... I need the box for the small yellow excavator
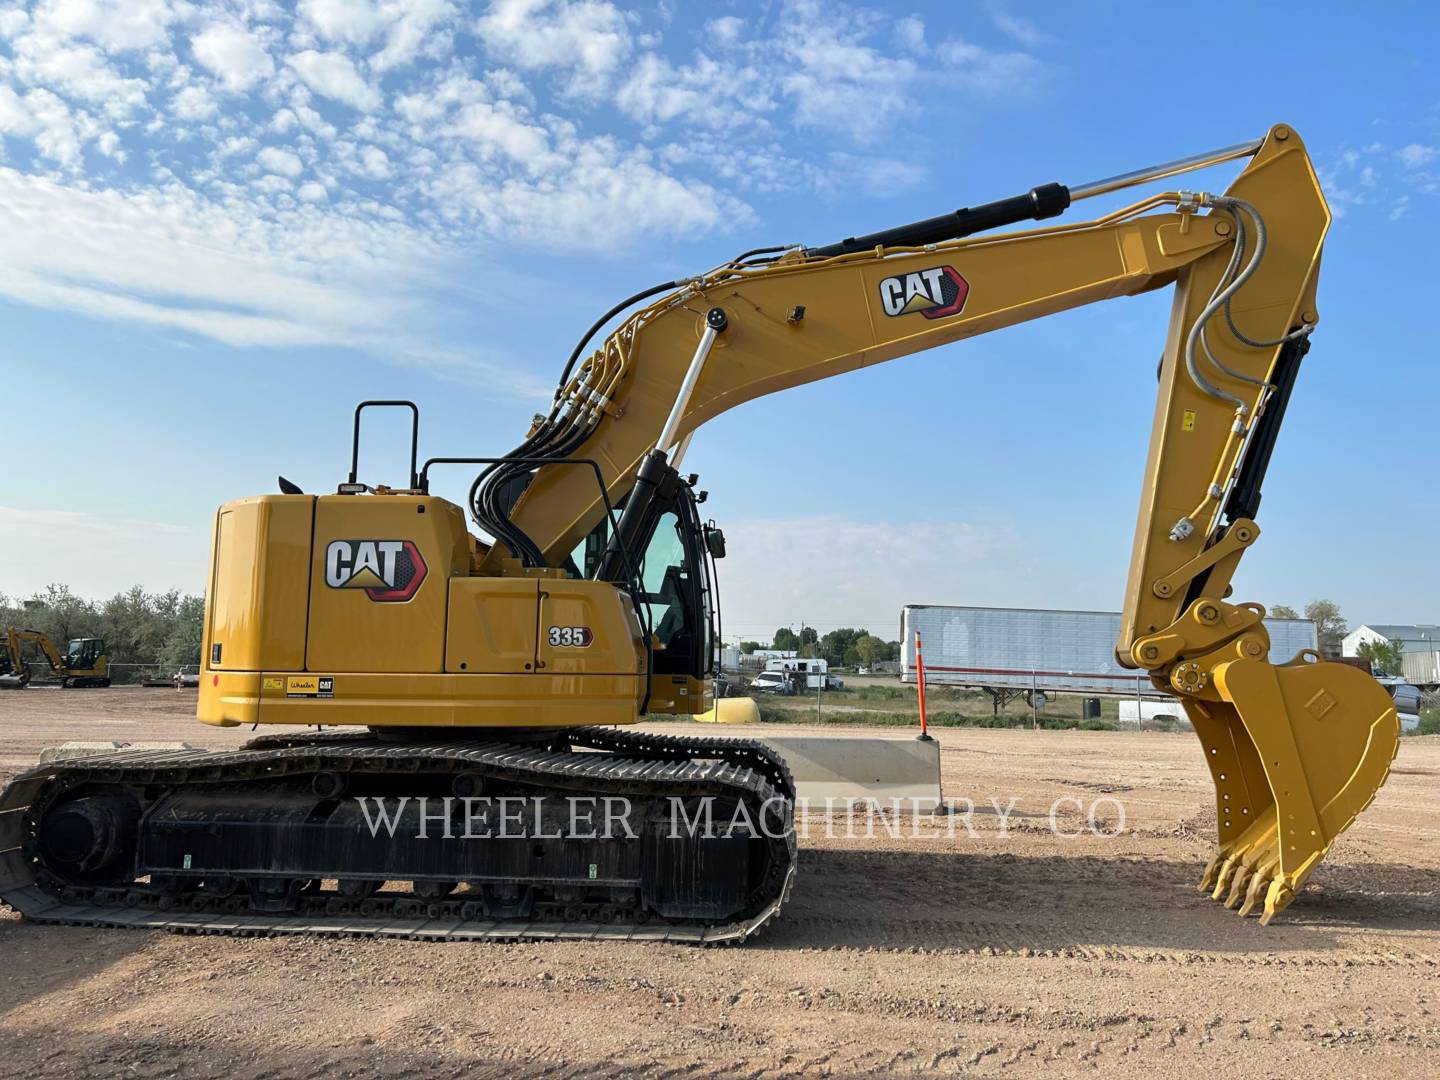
[0,125,1398,941]
[0,629,109,689]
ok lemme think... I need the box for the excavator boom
[0,125,1397,938]
[466,123,1396,923]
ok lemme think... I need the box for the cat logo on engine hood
[324,539,427,602]
[878,265,969,320]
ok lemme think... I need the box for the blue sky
[1,0,1436,642]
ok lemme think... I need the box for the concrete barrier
[760,734,942,812]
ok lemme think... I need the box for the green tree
[13,584,103,646]
[102,586,181,665]
[1356,637,1404,677]
[739,641,761,654]
[1270,604,1300,619]
[771,627,800,652]
[158,595,206,673]
[855,634,887,668]
[1304,599,1347,659]
[1,585,207,682]
[819,627,865,667]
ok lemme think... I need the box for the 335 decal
[548,626,594,647]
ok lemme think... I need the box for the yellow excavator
[0,629,109,689]
[0,125,1398,941]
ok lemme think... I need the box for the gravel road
[2,687,1436,1078]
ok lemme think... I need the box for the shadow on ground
[761,847,1440,953]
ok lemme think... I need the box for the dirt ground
[1,687,1437,1078]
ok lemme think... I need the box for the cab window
[640,511,689,646]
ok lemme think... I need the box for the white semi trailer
[900,605,1318,699]
[1401,650,1440,691]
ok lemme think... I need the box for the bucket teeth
[1238,859,1277,917]
[1259,880,1295,926]
[1224,865,1252,908]
[1238,872,1268,917]
[1198,850,1227,893]
[1210,853,1241,900]
[1200,821,1281,917]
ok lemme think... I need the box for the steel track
[0,728,796,945]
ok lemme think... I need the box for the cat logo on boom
[324,539,428,602]
[877,265,969,320]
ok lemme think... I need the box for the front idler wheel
[35,790,141,885]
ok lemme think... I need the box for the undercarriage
[0,729,796,944]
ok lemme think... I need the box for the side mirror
[704,526,726,559]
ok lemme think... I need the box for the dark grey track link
[0,728,797,945]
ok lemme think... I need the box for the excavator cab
[630,492,718,681]
[63,638,105,671]
[571,462,720,684]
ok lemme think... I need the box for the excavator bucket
[1186,654,1399,923]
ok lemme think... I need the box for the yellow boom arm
[485,124,1397,923]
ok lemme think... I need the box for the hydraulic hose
[555,279,682,395]
[472,278,684,563]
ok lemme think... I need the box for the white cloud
[287,49,382,110]
[704,16,743,45]
[256,144,303,176]
[777,2,920,140]
[298,0,457,72]
[894,15,926,54]
[933,37,1043,94]
[825,150,926,195]
[29,0,184,53]
[214,134,258,158]
[615,52,761,130]
[372,0,457,71]
[0,505,205,599]
[357,143,391,177]
[1397,143,1438,169]
[473,0,631,85]
[171,83,216,120]
[7,34,149,113]
[0,0,1054,374]
[446,97,552,166]
[0,85,87,167]
[989,9,1050,49]
[719,516,1022,633]
[297,0,390,46]
[1321,141,1440,220]
[190,21,275,92]
[617,0,1044,146]
[423,149,746,248]
[0,166,446,354]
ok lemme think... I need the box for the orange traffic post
[915,631,933,741]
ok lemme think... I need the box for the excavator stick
[1188,655,1399,923]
